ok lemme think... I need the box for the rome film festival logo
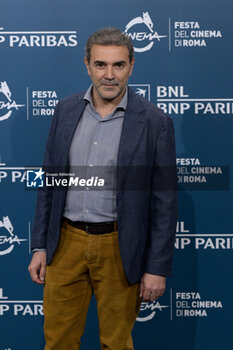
[0,81,25,121]
[137,300,169,322]
[124,12,167,52]
[0,216,27,255]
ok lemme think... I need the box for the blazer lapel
[61,94,87,165]
[117,88,146,190]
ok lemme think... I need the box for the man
[28,28,177,350]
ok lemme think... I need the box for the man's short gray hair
[85,27,134,63]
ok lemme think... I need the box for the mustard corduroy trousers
[43,220,141,350]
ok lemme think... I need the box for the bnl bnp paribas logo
[0,81,25,121]
[129,84,151,101]
[0,26,78,47]
[0,216,27,255]
[124,12,167,52]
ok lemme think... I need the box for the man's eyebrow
[93,60,127,65]
[113,60,127,65]
[94,60,106,64]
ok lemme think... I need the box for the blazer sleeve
[145,115,177,277]
[31,102,60,250]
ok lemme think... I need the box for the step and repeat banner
[0,0,232,349]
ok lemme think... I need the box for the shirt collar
[83,84,128,111]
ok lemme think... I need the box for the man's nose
[104,66,114,79]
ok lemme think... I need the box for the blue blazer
[31,87,177,284]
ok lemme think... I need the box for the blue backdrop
[0,0,232,349]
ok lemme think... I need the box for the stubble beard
[95,83,126,102]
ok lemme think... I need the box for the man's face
[84,44,134,102]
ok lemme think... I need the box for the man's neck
[92,87,126,118]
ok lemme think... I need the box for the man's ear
[84,57,91,76]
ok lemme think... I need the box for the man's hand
[28,251,47,284]
[140,273,166,301]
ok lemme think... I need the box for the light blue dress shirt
[63,85,128,222]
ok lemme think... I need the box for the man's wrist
[32,248,46,253]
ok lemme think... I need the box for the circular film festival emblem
[0,81,25,121]
[0,216,27,255]
[124,12,167,52]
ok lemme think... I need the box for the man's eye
[95,63,104,68]
[116,63,124,68]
